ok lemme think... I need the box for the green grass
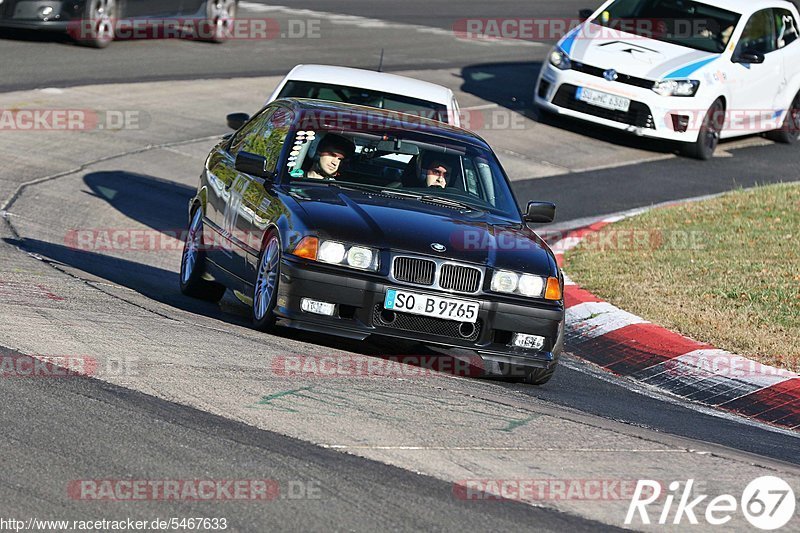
[565,183,800,371]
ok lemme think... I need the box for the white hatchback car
[535,0,800,159]
[266,64,461,127]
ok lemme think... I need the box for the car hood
[284,186,557,276]
[563,25,720,80]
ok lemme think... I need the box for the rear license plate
[576,87,631,112]
[384,289,479,323]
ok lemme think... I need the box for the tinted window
[229,108,272,156]
[230,107,293,172]
[278,80,449,123]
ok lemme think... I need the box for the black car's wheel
[203,0,237,43]
[766,92,800,144]
[180,209,226,302]
[525,364,558,385]
[681,99,725,160]
[78,0,117,48]
[252,233,281,331]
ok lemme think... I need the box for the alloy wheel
[181,210,203,285]
[254,236,280,321]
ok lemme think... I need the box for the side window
[737,9,777,55]
[775,9,799,48]
[260,109,294,173]
[229,109,273,156]
[229,108,294,173]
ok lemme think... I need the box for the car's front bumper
[535,62,713,143]
[0,1,78,30]
[274,256,564,369]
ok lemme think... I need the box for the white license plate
[576,87,631,112]
[384,289,479,323]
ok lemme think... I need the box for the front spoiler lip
[0,20,71,30]
[277,315,556,369]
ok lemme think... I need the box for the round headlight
[318,241,346,264]
[518,275,545,297]
[346,246,373,269]
[491,271,519,293]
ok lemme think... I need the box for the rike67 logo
[626,477,796,530]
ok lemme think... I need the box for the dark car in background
[180,99,565,384]
[0,0,238,47]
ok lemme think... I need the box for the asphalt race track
[1,1,799,531]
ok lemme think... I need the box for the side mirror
[579,9,594,19]
[524,201,556,223]
[235,151,272,179]
[733,52,765,65]
[227,112,250,131]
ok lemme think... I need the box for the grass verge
[565,183,799,371]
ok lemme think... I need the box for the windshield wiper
[379,189,423,199]
[421,195,480,211]
[326,182,381,193]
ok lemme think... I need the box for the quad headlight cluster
[491,270,562,301]
[652,79,700,97]
[292,237,379,271]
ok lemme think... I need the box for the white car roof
[279,64,454,106]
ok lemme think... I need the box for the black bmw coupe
[0,0,237,47]
[180,99,565,384]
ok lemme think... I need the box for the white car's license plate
[384,289,479,323]
[576,87,631,112]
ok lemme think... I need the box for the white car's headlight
[549,47,572,70]
[303,238,379,271]
[652,79,700,97]
[491,270,562,301]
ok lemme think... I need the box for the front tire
[180,208,226,302]
[252,233,281,331]
[681,99,725,160]
[766,92,800,144]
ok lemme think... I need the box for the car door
[237,107,295,281]
[204,107,276,280]
[727,9,784,132]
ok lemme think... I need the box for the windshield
[284,128,521,219]
[278,80,450,124]
[590,0,741,53]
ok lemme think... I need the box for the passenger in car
[424,159,451,188]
